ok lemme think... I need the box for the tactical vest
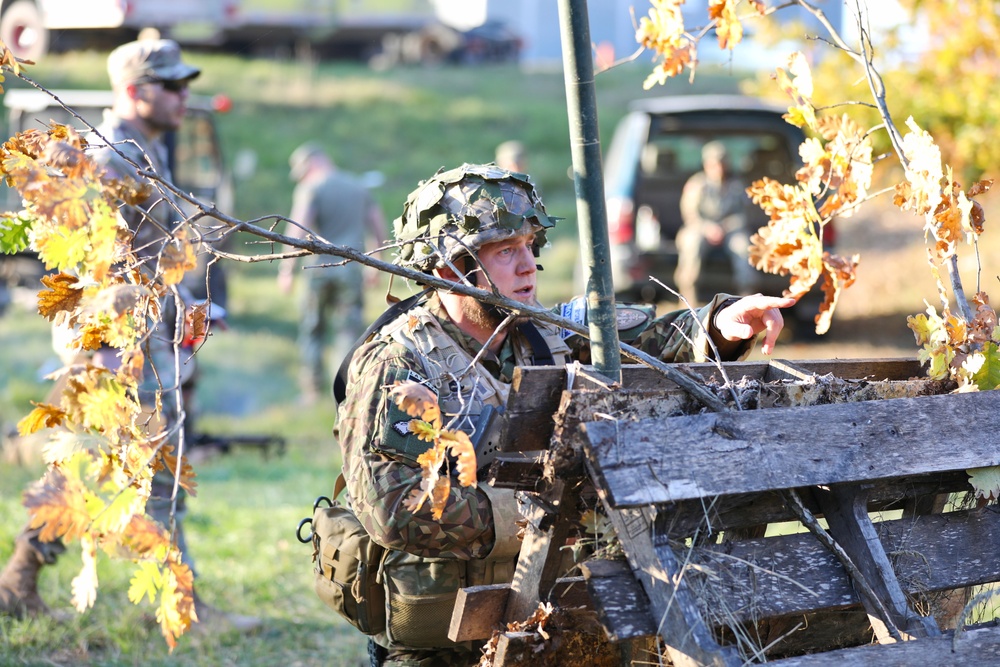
[381,306,571,469]
[373,306,570,649]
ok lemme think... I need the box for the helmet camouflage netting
[393,163,558,271]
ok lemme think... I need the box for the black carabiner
[296,517,313,544]
[313,496,334,511]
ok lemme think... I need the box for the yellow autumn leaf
[17,402,66,435]
[157,569,188,650]
[898,116,944,216]
[129,560,163,605]
[409,419,438,442]
[709,0,743,50]
[907,310,937,346]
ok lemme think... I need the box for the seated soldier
[675,140,756,303]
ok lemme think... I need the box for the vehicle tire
[0,0,48,61]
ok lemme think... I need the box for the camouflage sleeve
[335,337,497,560]
[629,293,753,363]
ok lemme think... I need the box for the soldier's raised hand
[714,294,798,356]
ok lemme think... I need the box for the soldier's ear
[433,265,460,282]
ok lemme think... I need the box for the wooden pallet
[449,359,1000,665]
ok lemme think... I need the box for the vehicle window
[644,132,794,182]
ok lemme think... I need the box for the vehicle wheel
[0,1,48,61]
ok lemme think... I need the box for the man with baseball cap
[90,40,252,634]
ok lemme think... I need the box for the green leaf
[970,342,1000,390]
[0,213,31,254]
[967,466,1000,502]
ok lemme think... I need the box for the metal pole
[557,0,621,382]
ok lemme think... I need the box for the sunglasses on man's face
[156,79,189,93]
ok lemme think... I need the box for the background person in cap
[88,39,255,633]
[675,139,755,304]
[279,142,385,405]
[329,163,794,666]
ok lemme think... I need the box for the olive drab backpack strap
[333,288,431,405]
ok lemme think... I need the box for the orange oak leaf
[37,272,83,320]
[441,429,478,488]
[159,234,198,287]
[23,468,92,543]
[16,402,66,435]
[389,380,442,428]
[122,514,170,557]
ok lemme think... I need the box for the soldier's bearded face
[464,232,539,328]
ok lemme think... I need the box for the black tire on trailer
[0,0,49,61]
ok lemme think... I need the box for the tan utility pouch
[309,474,386,635]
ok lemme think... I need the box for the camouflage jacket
[336,291,750,561]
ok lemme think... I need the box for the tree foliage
[636,0,998,386]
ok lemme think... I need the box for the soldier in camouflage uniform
[336,164,794,666]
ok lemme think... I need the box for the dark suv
[603,94,831,322]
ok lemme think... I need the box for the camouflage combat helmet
[393,163,558,271]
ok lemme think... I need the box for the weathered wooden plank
[603,505,741,667]
[683,507,1000,624]
[504,481,577,624]
[449,584,510,642]
[580,558,658,641]
[767,625,1000,666]
[500,359,924,451]
[584,390,1000,507]
[814,485,940,641]
[493,631,536,666]
[449,577,592,642]
[658,471,971,538]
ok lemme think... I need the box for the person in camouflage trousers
[335,164,795,666]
